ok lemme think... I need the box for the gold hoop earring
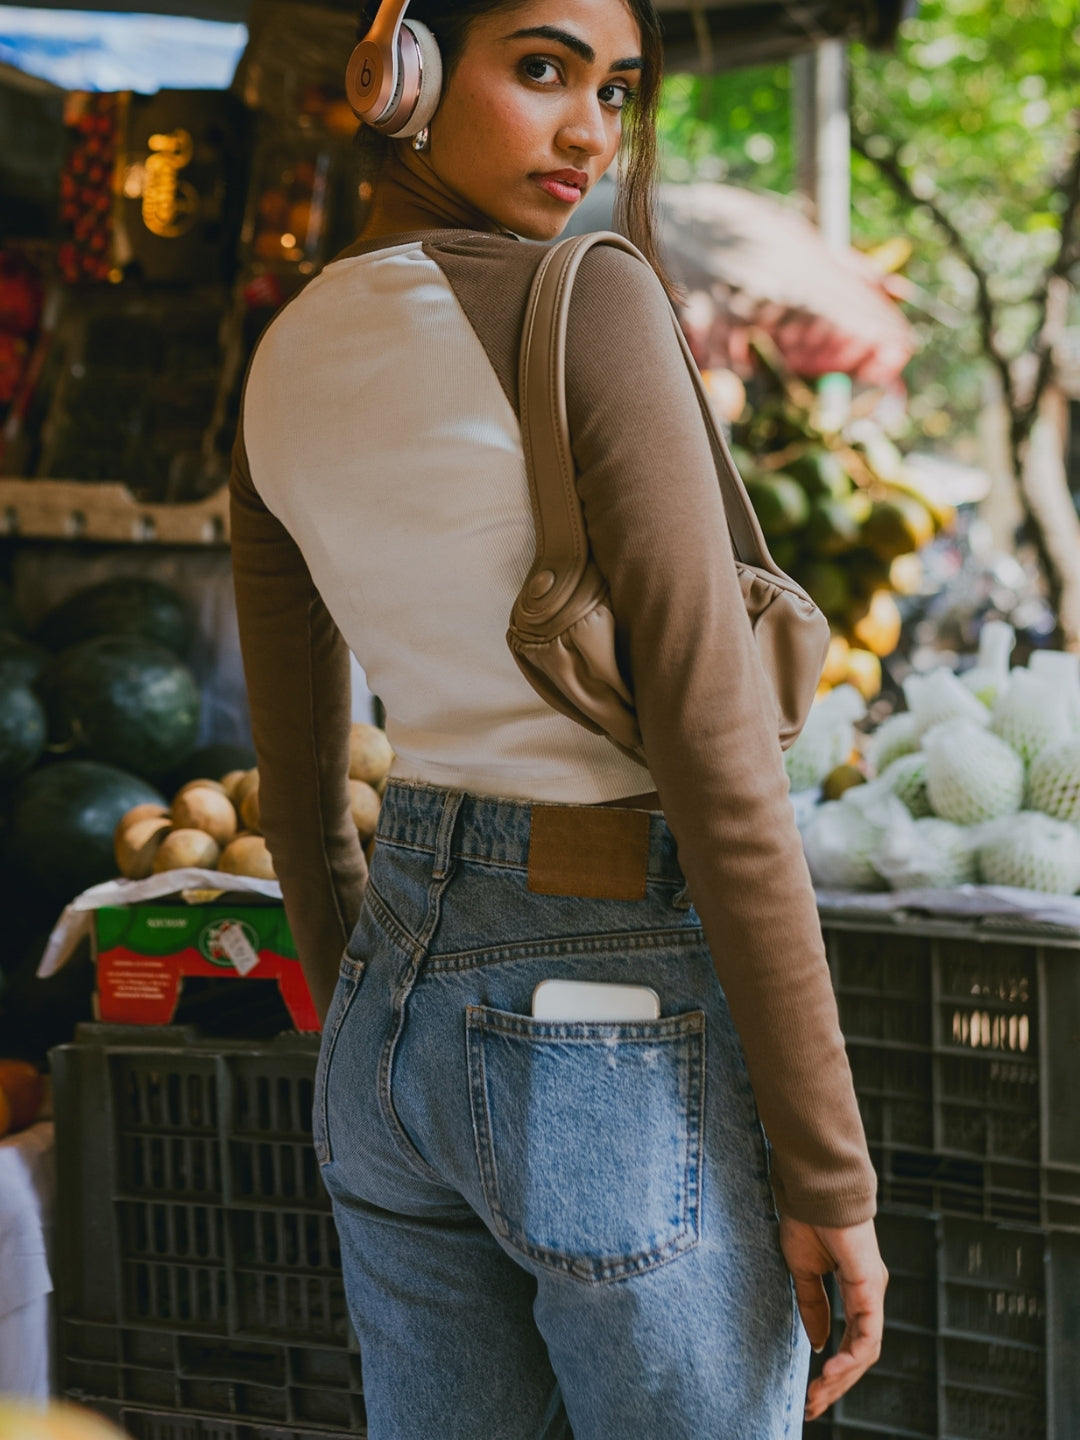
[411,126,430,152]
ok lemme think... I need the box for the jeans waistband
[377,779,684,884]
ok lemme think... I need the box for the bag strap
[516,230,778,624]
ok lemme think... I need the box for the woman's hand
[778,1214,887,1422]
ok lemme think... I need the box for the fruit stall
[1,4,1079,1439]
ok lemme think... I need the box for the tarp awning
[1,0,913,66]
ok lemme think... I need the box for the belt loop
[432,789,464,881]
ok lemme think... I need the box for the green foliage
[657,66,793,192]
[658,0,1080,447]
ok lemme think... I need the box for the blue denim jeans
[314,780,809,1438]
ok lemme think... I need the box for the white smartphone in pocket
[531,979,661,1022]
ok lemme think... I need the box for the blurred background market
[0,1,1079,1437]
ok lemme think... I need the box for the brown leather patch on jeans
[527,805,650,900]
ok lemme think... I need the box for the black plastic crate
[51,1024,360,1437]
[85,1398,361,1440]
[815,1205,1080,1440]
[61,1321,364,1433]
[821,918,1080,1229]
[51,1025,350,1344]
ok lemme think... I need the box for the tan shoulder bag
[506,230,830,766]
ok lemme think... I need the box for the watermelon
[0,631,50,687]
[0,581,20,635]
[35,577,194,657]
[0,682,46,783]
[7,760,165,902]
[38,635,200,779]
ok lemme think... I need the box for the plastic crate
[821,918,1080,1229]
[60,1322,364,1433]
[83,1399,359,1440]
[50,1025,361,1436]
[811,1205,1080,1440]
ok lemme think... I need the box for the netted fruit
[990,668,1070,765]
[874,816,978,890]
[1028,650,1080,733]
[877,752,932,818]
[977,811,1080,894]
[784,685,865,793]
[867,712,918,774]
[1028,737,1080,822]
[903,668,989,739]
[801,788,912,890]
[960,620,1015,709]
[923,718,1024,825]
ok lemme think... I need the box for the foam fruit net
[878,753,932,818]
[1028,738,1080,823]
[989,670,1070,766]
[922,719,1024,826]
[876,816,977,890]
[904,668,988,738]
[978,812,1080,894]
[867,713,918,775]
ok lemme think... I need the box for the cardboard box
[93,898,319,1030]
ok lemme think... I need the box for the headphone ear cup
[391,19,443,138]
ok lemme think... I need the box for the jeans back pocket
[466,1006,705,1283]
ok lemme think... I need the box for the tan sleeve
[230,417,367,1023]
[563,247,876,1226]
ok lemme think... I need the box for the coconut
[171,783,238,846]
[173,777,227,798]
[113,802,169,844]
[348,723,394,786]
[219,834,276,880]
[114,814,172,879]
[240,778,261,833]
[220,769,248,800]
[349,778,381,841]
[152,828,221,873]
[232,768,260,807]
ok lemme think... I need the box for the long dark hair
[356,0,668,288]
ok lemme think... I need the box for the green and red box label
[94,901,319,1030]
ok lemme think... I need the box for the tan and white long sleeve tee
[231,227,877,1228]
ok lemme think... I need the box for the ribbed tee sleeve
[561,247,876,1226]
[230,425,367,1022]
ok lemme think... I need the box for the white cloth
[243,240,646,803]
[0,1121,55,1398]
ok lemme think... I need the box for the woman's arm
[565,246,876,1228]
[230,422,368,1021]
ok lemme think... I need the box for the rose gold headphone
[345,0,443,139]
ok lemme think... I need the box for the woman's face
[424,0,643,239]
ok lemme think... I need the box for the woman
[231,1,886,1435]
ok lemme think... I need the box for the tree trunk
[1014,383,1080,651]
